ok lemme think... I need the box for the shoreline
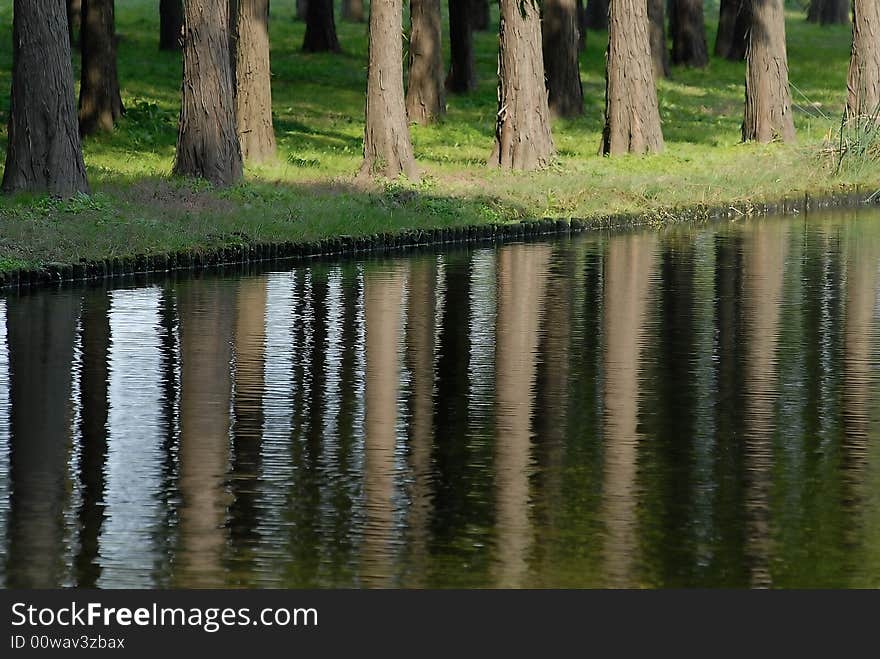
[1,186,876,292]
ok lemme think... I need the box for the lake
[1,208,879,588]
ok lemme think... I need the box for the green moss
[0,3,876,273]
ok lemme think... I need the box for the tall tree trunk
[447,0,476,92]
[489,0,555,169]
[543,0,584,117]
[846,0,880,120]
[670,0,707,67]
[297,0,308,21]
[174,0,243,185]
[586,0,609,30]
[473,0,490,30]
[2,0,89,196]
[577,0,588,49]
[160,0,184,50]
[743,0,795,144]
[743,0,796,143]
[359,0,419,180]
[808,0,850,25]
[716,0,749,60]
[68,0,82,46]
[303,0,341,52]
[407,0,446,124]
[79,0,124,135]
[647,0,669,78]
[341,0,365,22]
[602,0,664,155]
[231,0,277,162]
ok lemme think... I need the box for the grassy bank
[0,1,876,275]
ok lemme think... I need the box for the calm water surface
[2,210,880,588]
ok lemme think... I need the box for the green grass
[0,1,876,273]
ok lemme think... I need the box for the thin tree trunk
[716,0,749,60]
[231,0,277,162]
[489,0,555,169]
[447,0,476,92]
[846,0,880,120]
[602,0,664,155]
[670,0,707,67]
[174,0,243,185]
[79,0,124,135]
[577,0,588,49]
[586,0,609,29]
[543,0,584,117]
[473,0,490,30]
[743,0,796,143]
[808,0,850,25]
[359,0,419,180]
[160,0,184,50]
[407,0,446,124]
[341,0,365,22]
[303,0,341,52]
[3,0,89,196]
[648,0,669,78]
[68,0,82,46]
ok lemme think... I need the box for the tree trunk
[743,0,796,143]
[359,0,419,180]
[160,0,184,50]
[231,0,277,162]
[68,0,82,46]
[174,0,243,185]
[473,0,490,30]
[303,0,341,52]
[543,0,584,117]
[647,0,669,78]
[341,0,365,22]
[602,0,664,155]
[716,0,749,60]
[577,0,588,49]
[586,0,609,30]
[447,0,476,92]
[79,0,124,135]
[2,0,89,196]
[670,0,707,67]
[297,0,308,21]
[808,0,850,25]
[489,0,555,169]
[407,0,446,124]
[846,0,880,120]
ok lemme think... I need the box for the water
[2,209,880,588]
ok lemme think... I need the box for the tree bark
[670,0,708,67]
[297,0,308,21]
[407,0,446,124]
[447,0,476,92]
[602,0,664,155]
[577,0,588,49]
[846,0,880,120]
[303,0,341,52]
[160,0,184,50]
[174,0,243,185]
[79,0,124,135]
[359,0,419,180]
[543,0,584,117]
[647,0,669,78]
[586,0,609,30]
[473,0,490,30]
[68,0,82,46]
[743,0,796,143]
[807,0,849,25]
[3,0,89,196]
[231,0,277,162]
[715,0,749,60]
[489,0,555,169]
[341,0,365,22]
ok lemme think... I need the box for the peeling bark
[489,0,555,169]
[602,0,664,155]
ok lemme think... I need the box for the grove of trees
[1,1,877,195]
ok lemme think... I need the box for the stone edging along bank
[1,188,877,291]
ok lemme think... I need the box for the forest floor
[0,1,877,274]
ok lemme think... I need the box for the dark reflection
[4,210,880,588]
